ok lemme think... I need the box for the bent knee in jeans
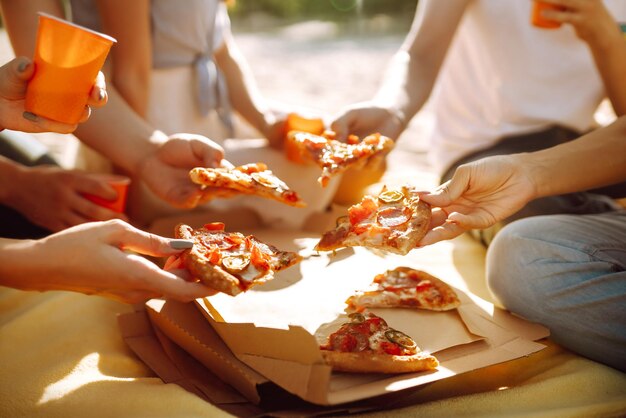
[486,213,626,371]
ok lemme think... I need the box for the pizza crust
[321,350,439,374]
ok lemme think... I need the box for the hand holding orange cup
[82,174,130,214]
[25,13,116,125]
[531,1,566,29]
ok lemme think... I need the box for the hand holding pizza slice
[285,131,394,187]
[315,185,432,255]
[189,162,306,207]
[169,222,302,296]
[320,311,439,373]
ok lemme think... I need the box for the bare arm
[214,28,276,139]
[373,0,469,125]
[330,0,470,140]
[541,0,626,116]
[96,0,151,117]
[527,115,626,197]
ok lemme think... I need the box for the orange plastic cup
[25,13,116,124]
[82,174,130,213]
[285,112,325,137]
[531,1,565,29]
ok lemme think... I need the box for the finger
[220,158,235,169]
[428,207,450,229]
[418,219,467,247]
[329,116,350,142]
[78,105,92,124]
[187,136,225,166]
[132,257,218,301]
[0,56,34,100]
[73,174,118,201]
[87,71,107,108]
[21,112,78,134]
[108,222,185,257]
[72,195,128,222]
[168,184,203,209]
[418,170,471,208]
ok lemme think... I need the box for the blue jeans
[487,210,626,372]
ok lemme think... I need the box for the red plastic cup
[25,13,116,124]
[531,1,565,29]
[82,174,130,213]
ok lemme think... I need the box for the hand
[138,133,228,208]
[19,220,218,303]
[3,164,128,232]
[416,155,536,246]
[0,56,108,134]
[330,102,405,142]
[538,0,620,45]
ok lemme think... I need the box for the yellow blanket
[1,234,625,418]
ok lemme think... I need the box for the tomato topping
[415,280,434,292]
[349,196,378,225]
[224,233,245,246]
[376,206,411,228]
[363,133,381,145]
[328,332,369,352]
[249,240,271,272]
[346,134,360,145]
[207,248,221,265]
[203,222,225,231]
[380,341,403,355]
[283,190,299,202]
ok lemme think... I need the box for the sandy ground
[0,19,436,189]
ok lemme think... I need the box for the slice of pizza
[319,311,439,374]
[347,267,461,311]
[189,162,306,207]
[314,185,431,255]
[285,131,394,187]
[173,222,302,296]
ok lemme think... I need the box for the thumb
[419,168,471,208]
[0,56,34,100]
[330,115,350,142]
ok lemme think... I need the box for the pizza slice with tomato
[189,162,306,207]
[320,311,439,373]
[285,131,394,187]
[346,267,461,312]
[315,185,431,255]
[167,222,302,296]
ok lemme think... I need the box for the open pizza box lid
[142,228,549,406]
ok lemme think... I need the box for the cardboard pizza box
[141,228,549,406]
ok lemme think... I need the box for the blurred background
[0,0,433,181]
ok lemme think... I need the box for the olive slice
[221,254,251,273]
[384,329,417,350]
[348,312,365,323]
[251,171,280,189]
[378,189,405,204]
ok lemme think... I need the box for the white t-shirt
[428,0,626,174]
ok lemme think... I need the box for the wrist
[519,152,550,200]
